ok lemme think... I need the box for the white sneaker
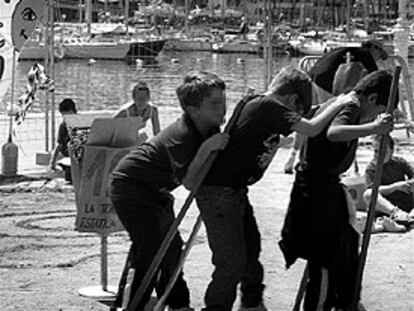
[238,303,268,311]
[382,216,407,233]
[390,208,410,225]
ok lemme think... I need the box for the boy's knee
[362,189,372,203]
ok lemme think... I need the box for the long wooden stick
[292,264,309,311]
[153,214,203,311]
[351,66,401,309]
[126,95,252,311]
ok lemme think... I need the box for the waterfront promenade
[0,141,413,311]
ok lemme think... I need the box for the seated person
[363,134,414,226]
[49,98,77,182]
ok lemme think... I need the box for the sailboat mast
[85,0,92,37]
[49,0,56,149]
[346,0,351,36]
[125,0,129,36]
[185,0,189,35]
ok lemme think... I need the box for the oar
[126,94,253,311]
[350,66,401,310]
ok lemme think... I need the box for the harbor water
[2,50,414,172]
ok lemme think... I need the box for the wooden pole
[125,0,129,37]
[101,235,108,291]
[351,66,401,310]
[126,94,252,311]
[153,214,203,311]
[44,7,50,152]
[292,264,308,311]
[50,0,56,150]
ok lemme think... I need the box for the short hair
[132,81,150,98]
[59,98,76,113]
[267,67,312,114]
[361,39,388,60]
[176,71,225,110]
[372,133,394,151]
[353,70,395,107]
[361,39,384,51]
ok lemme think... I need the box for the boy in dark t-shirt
[364,134,414,223]
[284,40,389,174]
[279,71,394,311]
[49,98,77,182]
[186,67,357,311]
[109,71,229,311]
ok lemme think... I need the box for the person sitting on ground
[49,98,77,182]
[284,39,389,174]
[363,134,414,227]
[114,81,161,135]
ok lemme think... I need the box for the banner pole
[78,234,116,299]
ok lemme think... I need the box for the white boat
[63,36,131,60]
[296,39,329,56]
[212,38,262,54]
[19,39,65,61]
[164,34,213,51]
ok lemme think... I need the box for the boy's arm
[151,107,161,135]
[49,144,63,170]
[291,93,358,137]
[327,114,394,142]
[182,133,229,190]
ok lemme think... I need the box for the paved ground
[0,144,413,311]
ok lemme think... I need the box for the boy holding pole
[188,67,357,311]
[279,70,395,311]
[109,71,229,311]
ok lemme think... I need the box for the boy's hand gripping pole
[351,66,401,310]
[126,95,252,311]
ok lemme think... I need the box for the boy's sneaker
[168,307,195,311]
[382,217,407,233]
[390,208,410,225]
[238,303,268,311]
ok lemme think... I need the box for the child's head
[353,70,394,121]
[372,134,394,162]
[362,39,388,61]
[176,71,226,130]
[59,98,77,115]
[267,67,312,115]
[132,81,150,104]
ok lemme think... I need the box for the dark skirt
[279,171,359,269]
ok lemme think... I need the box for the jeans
[109,178,190,311]
[196,186,264,311]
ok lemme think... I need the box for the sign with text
[75,145,131,234]
[69,116,147,234]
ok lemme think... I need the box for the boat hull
[19,40,65,61]
[63,42,130,60]
[164,39,212,51]
[212,41,261,54]
[126,39,166,59]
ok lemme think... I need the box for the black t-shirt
[57,121,69,157]
[203,95,301,188]
[111,114,205,191]
[309,47,378,93]
[303,104,360,176]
